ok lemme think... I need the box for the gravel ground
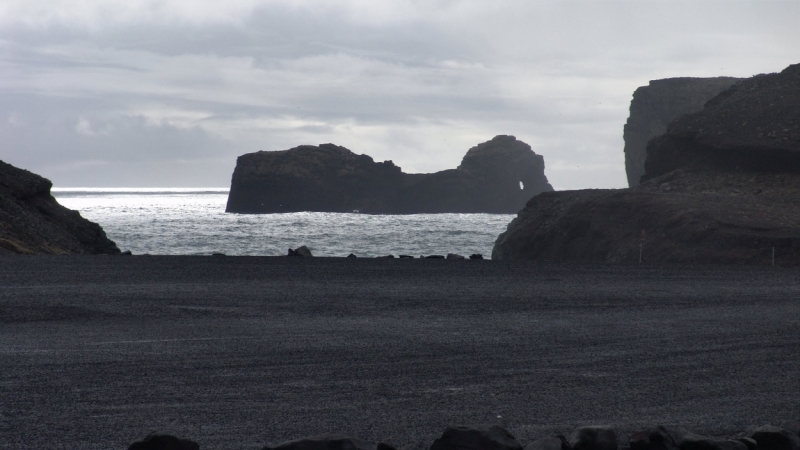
[1,256,798,450]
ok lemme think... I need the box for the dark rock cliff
[493,63,800,263]
[0,160,120,255]
[226,135,553,214]
[624,77,741,186]
[643,65,800,180]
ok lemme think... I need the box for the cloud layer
[1,0,798,188]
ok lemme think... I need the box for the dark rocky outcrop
[430,425,523,450]
[262,433,395,450]
[288,245,313,257]
[0,160,120,255]
[642,65,800,182]
[493,63,800,264]
[624,77,741,186]
[226,136,553,214]
[128,433,199,450]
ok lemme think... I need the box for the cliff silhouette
[494,63,800,264]
[226,135,553,214]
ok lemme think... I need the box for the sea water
[53,188,516,258]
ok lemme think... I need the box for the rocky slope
[0,160,120,255]
[494,63,800,263]
[624,77,741,186]
[226,135,553,214]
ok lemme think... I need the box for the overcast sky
[1,0,798,189]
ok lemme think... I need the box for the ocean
[53,188,516,258]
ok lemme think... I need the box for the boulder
[347,253,358,258]
[679,433,748,450]
[735,438,757,450]
[525,436,571,450]
[399,255,414,258]
[128,433,199,450]
[446,253,465,260]
[630,426,679,450]
[570,426,620,450]
[624,77,741,186]
[426,255,445,259]
[0,160,120,255]
[780,422,800,437]
[492,63,800,264]
[748,425,800,450]
[430,425,523,450]
[225,136,553,214]
[288,246,313,257]
[262,433,395,450]
[469,254,484,260]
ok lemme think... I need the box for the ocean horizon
[53,188,516,258]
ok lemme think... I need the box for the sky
[1,0,798,189]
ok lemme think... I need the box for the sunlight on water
[53,188,516,258]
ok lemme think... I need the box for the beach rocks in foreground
[630,426,680,450]
[493,63,800,264]
[128,433,199,450]
[0,160,120,255]
[262,433,396,450]
[748,425,800,450]
[129,423,800,450]
[225,135,553,214]
[525,436,571,450]
[679,432,749,450]
[570,426,622,450]
[431,425,523,450]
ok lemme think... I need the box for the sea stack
[225,135,553,214]
[624,77,741,186]
[493,63,800,264]
[0,160,120,255]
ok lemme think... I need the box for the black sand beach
[1,256,798,450]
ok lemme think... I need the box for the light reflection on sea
[53,188,515,258]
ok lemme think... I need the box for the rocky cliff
[624,77,741,186]
[0,160,120,255]
[226,135,553,214]
[493,63,800,264]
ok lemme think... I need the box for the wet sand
[1,256,798,450]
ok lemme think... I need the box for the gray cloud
[1,0,798,188]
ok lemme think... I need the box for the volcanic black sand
[1,256,798,450]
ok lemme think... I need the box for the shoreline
[2,256,798,449]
